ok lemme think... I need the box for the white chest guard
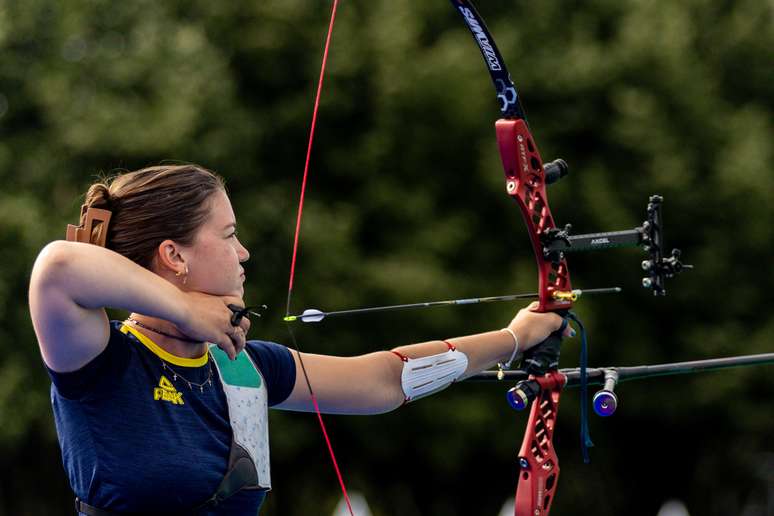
[209,345,271,491]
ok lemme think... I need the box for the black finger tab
[228,304,247,326]
[228,304,268,326]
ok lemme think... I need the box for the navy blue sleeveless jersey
[47,321,296,514]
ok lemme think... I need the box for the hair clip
[66,204,112,247]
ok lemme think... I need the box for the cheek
[193,243,236,275]
[216,244,242,274]
[192,247,239,292]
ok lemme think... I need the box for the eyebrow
[222,223,236,231]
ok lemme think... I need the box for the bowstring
[284,1,355,515]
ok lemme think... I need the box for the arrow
[283,287,622,323]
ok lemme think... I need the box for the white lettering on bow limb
[518,137,529,173]
[459,7,502,71]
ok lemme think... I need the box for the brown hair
[78,164,226,268]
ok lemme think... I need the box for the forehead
[204,189,236,228]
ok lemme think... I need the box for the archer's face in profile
[182,189,250,298]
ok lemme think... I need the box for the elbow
[38,240,73,264]
[29,240,83,296]
[348,352,407,415]
[30,241,75,289]
[377,352,407,414]
[368,392,406,415]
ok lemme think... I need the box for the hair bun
[84,183,113,211]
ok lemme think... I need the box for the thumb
[561,319,576,338]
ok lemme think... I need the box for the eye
[228,230,238,239]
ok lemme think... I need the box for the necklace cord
[123,320,213,392]
[126,318,201,344]
[161,360,214,392]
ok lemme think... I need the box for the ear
[155,239,187,275]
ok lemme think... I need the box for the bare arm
[276,351,404,415]
[29,240,241,372]
[276,304,566,415]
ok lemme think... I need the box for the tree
[0,0,771,514]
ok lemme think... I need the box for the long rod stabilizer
[470,352,774,384]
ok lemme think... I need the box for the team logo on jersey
[153,375,184,405]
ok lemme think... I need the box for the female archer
[28,164,569,514]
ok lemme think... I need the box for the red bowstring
[287,0,339,301]
[285,1,354,515]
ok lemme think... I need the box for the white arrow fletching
[300,309,325,323]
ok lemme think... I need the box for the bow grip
[523,315,568,375]
[506,315,567,411]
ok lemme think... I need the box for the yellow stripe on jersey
[120,324,209,367]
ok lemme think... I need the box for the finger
[527,301,540,311]
[239,317,251,335]
[226,296,245,306]
[232,327,246,355]
[562,320,576,338]
[226,298,245,312]
[218,335,237,360]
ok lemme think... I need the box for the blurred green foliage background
[0,0,772,514]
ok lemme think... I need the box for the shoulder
[245,339,293,365]
[244,340,296,406]
[47,321,133,399]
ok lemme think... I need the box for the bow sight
[541,192,693,295]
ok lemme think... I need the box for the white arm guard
[393,342,469,403]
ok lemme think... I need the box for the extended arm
[276,304,567,414]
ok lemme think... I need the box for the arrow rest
[540,223,573,263]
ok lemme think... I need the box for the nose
[237,240,250,263]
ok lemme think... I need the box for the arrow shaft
[284,287,622,322]
[317,293,538,319]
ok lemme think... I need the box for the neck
[127,314,208,359]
